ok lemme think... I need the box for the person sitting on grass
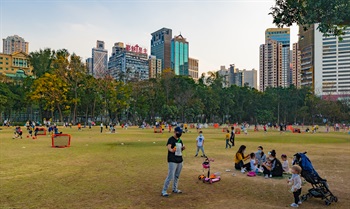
[281,154,290,173]
[249,152,261,173]
[13,126,22,139]
[194,131,206,157]
[262,150,283,178]
[234,145,251,173]
[255,145,266,168]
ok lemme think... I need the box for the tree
[29,48,55,78]
[30,73,69,122]
[270,0,350,38]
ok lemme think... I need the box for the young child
[225,130,231,148]
[281,154,290,173]
[195,131,206,157]
[288,165,302,208]
[249,153,260,172]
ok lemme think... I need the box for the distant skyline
[0,0,298,75]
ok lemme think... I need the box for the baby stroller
[198,157,221,184]
[293,152,338,206]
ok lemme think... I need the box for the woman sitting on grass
[234,145,250,173]
[262,150,283,178]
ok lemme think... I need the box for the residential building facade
[86,58,93,75]
[151,28,172,70]
[2,35,29,54]
[265,28,290,87]
[242,69,258,89]
[149,55,162,79]
[108,42,149,82]
[188,57,199,80]
[291,43,301,88]
[259,39,283,91]
[171,34,189,76]
[0,52,33,79]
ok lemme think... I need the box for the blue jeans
[162,162,183,194]
[226,139,232,148]
[195,146,205,156]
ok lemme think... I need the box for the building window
[6,58,8,60]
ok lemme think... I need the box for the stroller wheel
[300,195,308,202]
[331,196,338,202]
[325,200,331,206]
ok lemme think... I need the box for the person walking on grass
[194,131,206,157]
[288,165,302,208]
[230,126,235,146]
[225,129,231,148]
[161,127,185,197]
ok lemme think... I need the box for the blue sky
[0,0,298,74]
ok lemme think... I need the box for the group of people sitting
[234,145,290,178]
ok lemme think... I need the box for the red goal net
[51,134,71,148]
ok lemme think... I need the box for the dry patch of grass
[0,126,349,209]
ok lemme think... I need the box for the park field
[0,126,349,209]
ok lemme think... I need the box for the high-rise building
[108,42,149,82]
[90,40,108,78]
[291,43,301,88]
[188,57,199,81]
[265,28,290,87]
[298,25,315,88]
[86,58,93,75]
[314,24,350,98]
[171,34,189,76]
[0,52,33,79]
[233,68,244,87]
[259,39,283,91]
[218,66,230,87]
[242,69,258,89]
[149,55,162,79]
[151,28,172,70]
[2,35,29,54]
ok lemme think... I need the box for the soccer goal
[51,134,71,148]
[37,127,47,135]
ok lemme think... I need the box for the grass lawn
[0,126,349,209]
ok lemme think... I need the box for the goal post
[51,134,71,148]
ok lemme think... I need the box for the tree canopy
[270,0,350,38]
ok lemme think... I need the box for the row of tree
[0,48,349,125]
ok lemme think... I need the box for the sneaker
[265,174,269,179]
[194,154,198,157]
[290,203,298,207]
[161,193,169,197]
[298,201,302,205]
[269,174,272,178]
[172,190,182,194]
[241,168,246,173]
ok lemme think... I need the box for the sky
[0,0,298,74]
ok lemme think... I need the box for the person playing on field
[194,131,206,157]
[225,129,231,148]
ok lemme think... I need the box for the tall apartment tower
[151,28,172,70]
[2,35,29,54]
[314,24,350,98]
[242,69,258,89]
[298,25,315,88]
[171,34,189,76]
[265,28,290,87]
[259,39,283,91]
[91,40,108,78]
[188,57,199,81]
[291,43,301,88]
[149,55,162,79]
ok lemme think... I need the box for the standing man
[161,127,185,197]
[194,131,206,157]
[230,126,235,147]
[100,122,103,133]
